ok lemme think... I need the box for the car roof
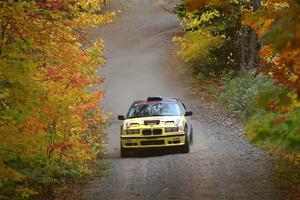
[132,97,186,109]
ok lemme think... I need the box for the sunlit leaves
[243,0,300,95]
[173,0,246,72]
[173,30,224,63]
[242,0,300,151]
[0,0,113,198]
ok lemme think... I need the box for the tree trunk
[239,0,261,72]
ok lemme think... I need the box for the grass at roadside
[168,50,300,199]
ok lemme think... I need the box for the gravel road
[83,1,282,199]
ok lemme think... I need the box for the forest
[173,0,300,198]
[0,1,114,199]
[1,0,300,199]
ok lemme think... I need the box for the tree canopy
[0,0,115,199]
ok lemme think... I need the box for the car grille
[141,140,164,146]
[144,120,160,125]
[142,129,152,135]
[153,129,162,135]
[142,129,162,135]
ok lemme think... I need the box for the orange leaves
[186,0,230,11]
[46,66,63,81]
[243,0,300,95]
[242,11,275,37]
[94,90,104,99]
[53,143,73,152]
[0,0,111,197]
[260,45,275,58]
[69,72,93,88]
[258,18,276,36]
[267,48,300,94]
[18,117,45,135]
[35,1,65,10]
[75,102,98,116]
[186,0,210,10]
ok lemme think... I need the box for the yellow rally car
[118,97,193,157]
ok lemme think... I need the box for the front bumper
[120,133,185,148]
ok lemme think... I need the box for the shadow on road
[124,147,185,158]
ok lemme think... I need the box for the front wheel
[189,126,193,145]
[120,147,129,158]
[181,128,190,153]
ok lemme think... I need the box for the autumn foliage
[243,0,300,95]
[0,0,114,199]
[174,0,300,194]
[174,0,300,149]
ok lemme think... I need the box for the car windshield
[126,101,183,118]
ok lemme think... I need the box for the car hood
[124,116,184,125]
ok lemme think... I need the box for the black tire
[120,147,129,158]
[181,127,190,153]
[189,126,193,145]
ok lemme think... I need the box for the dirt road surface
[83,1,282,199]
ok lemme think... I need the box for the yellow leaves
[0,0,111,196]
[15,187,38,199]
[284,152,300,168]
[259,45,280,64]
[286,93,300,110]
[199,10,220,22]
[173,30,224,63]
[261,0,290,10]
[172,35,183,41]
[180,9,221,30]
[289,75,299,83]
[72,11,116,28]
[0,161,25,184]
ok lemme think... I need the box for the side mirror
[118,115,125,120]
[184,111,193,116]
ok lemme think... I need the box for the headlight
[165,127,179,133]
[125,122,139,129]
[125,122,131,129]
[126,129,140,134]
[174,119,181,126]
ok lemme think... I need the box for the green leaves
[246,109,300,150]
[219,71,279,120]
[260,17,297,51]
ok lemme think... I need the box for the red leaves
[186,0,231,11]
[45,65,98,88]
[246,0,300,95]
[69,73,92,88]
[53,143,72,151]
[0,0,110,197]
[272,71,287,84]
[272,114,288,127]
[268,100,277,110]
[281,115,287,122]
[35,1,64,10]
[273,119,280,126]
[46,67,63,81]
